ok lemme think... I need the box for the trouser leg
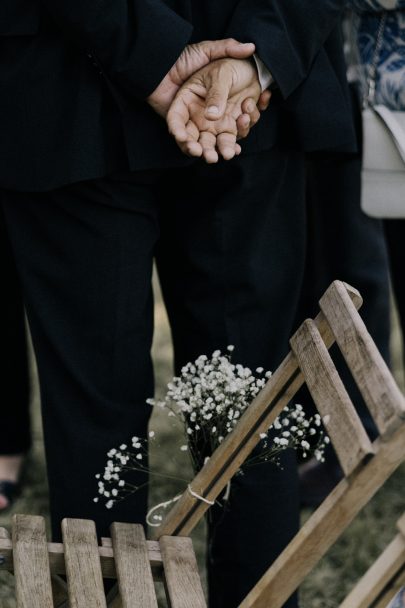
[384,219,405,367]
[0,204,30,455]
[2,174,159,539]
[298,86,391,438]
[156,149,306,608]
[299,150,391,439]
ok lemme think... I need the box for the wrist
[147,73,180,118]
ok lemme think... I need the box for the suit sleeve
[39,0,193,99]
[225,0,347,98]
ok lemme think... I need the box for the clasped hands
[148,39,271,163]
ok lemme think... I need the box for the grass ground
[0,278,404,607]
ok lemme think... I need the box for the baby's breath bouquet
[95,346,329,523]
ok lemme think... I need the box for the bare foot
[0,455,24,510]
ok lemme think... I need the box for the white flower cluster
[147,346,274,470]
[94,436,152,509]
[253,404,330,470]
[94,347,329,510]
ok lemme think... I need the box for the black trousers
[385,219,405,365]
[297,148,391,439]
[2,149,305,608]
[0,205,30,456]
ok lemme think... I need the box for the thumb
[204,70,232,120]
[202,39,256,62]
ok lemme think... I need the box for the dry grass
[0,278,404,607]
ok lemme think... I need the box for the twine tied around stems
[146,484,217,527]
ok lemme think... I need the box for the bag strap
[373,105,405,162]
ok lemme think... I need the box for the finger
[173,120,202,158]
[258,89,272,112]
[235,143,242,155]
[205,70,232,121]
[180,121,203,158]
[198,131,219,164]
[202,39,256,62]
[216,132,238,161]
[167,98,191,144]
[185,140,204,158]
[241,98,260,126]
[236,113,251,140]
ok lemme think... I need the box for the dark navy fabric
[0,0,356,191]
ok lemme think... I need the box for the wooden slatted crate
[0,518,206,608]
[0,281,404,608]
[339,514,405,608]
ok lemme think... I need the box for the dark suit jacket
[0,0,356,191]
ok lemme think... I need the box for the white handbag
[361,105,405,218]
[360,13,405,219]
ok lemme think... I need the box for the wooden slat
[0,527,9,568]
[290,319,375,476]
[374,572,405,608]
[339,534,405,608]
[238,421,405,608]
[155,283,364,539]
[62,518,107,608]
[397,514,405,538]
[0,527,9,539]
[111,523,158,608]
[387,588,405,608]
[0,535,163,579]
[320,281,405,436]
[160,536,207,608]
[12,514,54,608]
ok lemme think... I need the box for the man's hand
[147,39,256,118]
[167,58,265,163]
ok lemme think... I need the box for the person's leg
[0,205,30,509]
[156,149,306,608]
[384,219,405,365]
[2,172,160,539]
[299,84,391,431]
[297,147,391,507]
[304,151,391,421]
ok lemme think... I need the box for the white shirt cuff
[253,54,273,91]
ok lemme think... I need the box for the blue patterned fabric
[349,0,405,109]
[387,587,405,608]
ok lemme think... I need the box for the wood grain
[12,514,54,608]
[238,421,405,608]
[290,319,374,476]
[0,536,163,578]
[373,570,405,608]
[0,527,10,569]
[155,282,364,539]
[320,281,405,436]
[111,523,158,608]
[62,518,107,608]
[160,536,207,608]
[397,513,405,538]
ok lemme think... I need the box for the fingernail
[207,106,220,115]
